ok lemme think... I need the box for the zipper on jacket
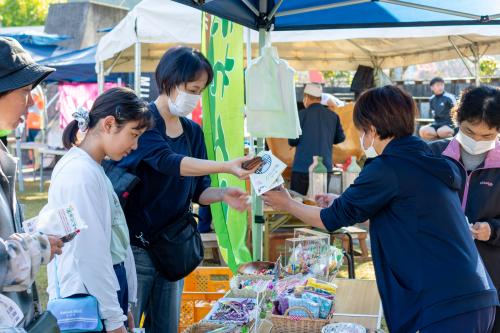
[450,159,489,212]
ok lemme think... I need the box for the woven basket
[180,322,226,333]
[271,306,329,333]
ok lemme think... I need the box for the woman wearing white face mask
[263,86,499,333]
[430,85,500,332]
[116,46,253,333]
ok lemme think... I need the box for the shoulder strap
[179,117,196,200]
[54,256,61,299]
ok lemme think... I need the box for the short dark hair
[430,77,444,86]
[62,87,154,149]
[453,85,500,130]
[353,85,416,140]
[155,46,214,96]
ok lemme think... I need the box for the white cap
[304,83,323,98]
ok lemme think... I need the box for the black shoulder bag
[146,118,204,282]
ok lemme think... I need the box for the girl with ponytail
[46,87,153,333]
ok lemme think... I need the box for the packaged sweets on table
[204,298,257,326]
[287,296,320,319]
[273,275,307,296]
[285,229,331,279]
[302,292,333,319]
[306,278,337,294]
[329,245,344,277]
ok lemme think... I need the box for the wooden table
[263,206,308,261]
[39,147,67,191]
[332,278,383,330]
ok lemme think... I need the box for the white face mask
[360,132,378,158]
[456,130,496,155]
[168,87,200,117]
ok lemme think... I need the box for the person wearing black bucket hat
[0,37,55,129]
[0,37,64,329]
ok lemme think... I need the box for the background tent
[40,46,130,83]
[0,29,69,61]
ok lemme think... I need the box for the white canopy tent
[96,0,500,93]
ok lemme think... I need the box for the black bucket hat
[0,37,55,94]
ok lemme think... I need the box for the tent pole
[98,62,105,94]
[475,59,481,86]
[134,42,142,97]
[471,44,481,86]
[276,0,481,20]
[251,28,267,262]
[252,0,269,262]
[448,37,475,78]
[380,0,481,20]
[15,126,24,193]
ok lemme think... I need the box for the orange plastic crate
[179,267,233,332]
[183,267,233,292]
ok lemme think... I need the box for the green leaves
[0,0,57,27]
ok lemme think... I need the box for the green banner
[201,14,252,272]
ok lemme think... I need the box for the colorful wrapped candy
[306,278,337,294]
[302,292,333,319]
[204,298,257,325]
[287,296,320,318]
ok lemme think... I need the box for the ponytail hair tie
[72,106,90,132]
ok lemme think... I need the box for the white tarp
[96,0,500,72]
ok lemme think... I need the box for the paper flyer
[250,151,287,196]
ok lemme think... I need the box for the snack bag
[306,278,337,294]
[37,203,87,241]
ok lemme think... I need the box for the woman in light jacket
[430,86,500,332]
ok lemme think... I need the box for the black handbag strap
[179,117,196,202]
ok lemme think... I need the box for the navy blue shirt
[289,103,345,173]
[320,135,498,333]
[117,103,211,247]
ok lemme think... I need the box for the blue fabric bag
[47,258,103,332]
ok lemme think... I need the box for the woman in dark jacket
[430,86,500,332]
[263,85,498,333]
[117,47,253,333]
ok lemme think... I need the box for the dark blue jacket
[320,135,498,333]
[117,103,211,247]
[289,103,345,173]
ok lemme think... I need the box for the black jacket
[288,103,345,173]
[430,92,456,126]
[430,138,500,297]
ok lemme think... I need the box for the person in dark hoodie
[263,85,498,333]
[429,86,500,332]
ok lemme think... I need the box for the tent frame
[182,0,500,30]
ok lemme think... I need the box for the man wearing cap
[288,83,345,195]
[0,37,64,328]
[419,77,457,140]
